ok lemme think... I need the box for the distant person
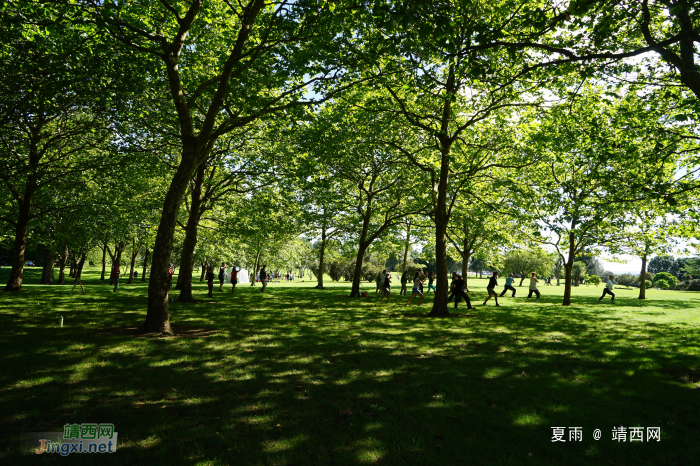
[526,272,540,302]
[400,271,408,296]
[111,261,121,292]
[259,265,268,293]
[231,267,238,294]
[218,262,226,292]
[500,273,516,297]
[206,265,215,298]
[405,271,424,306]
[598,275,616,304]
[426,271,436,294]
[452,273,473,309]
[483,271,501,306]
[167,263,174,289]
[447,272,457,302]
[376,270,386,294]
[380,272,392,303]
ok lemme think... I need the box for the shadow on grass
[0,280,698,465]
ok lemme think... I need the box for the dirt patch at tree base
[92,325,220,338]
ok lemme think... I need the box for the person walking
[447,272,458,302]
[259,265,268,292]
[500,273,516,297]
[379,272,392,303]
[167,263,174,289]
[218,262,226,291]
[483,271,501,306]
[426,271,436,294]
[452,273,473,309]
[231,267,238,294]
[598,275,616,303]
[526,272,541,302]
[400,271,408,296]
[111,261,121,292]
[206,265,215,298]
[405,271,425,306]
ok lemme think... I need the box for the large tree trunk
[429,143,451,317]
[100,242,107,280]
[57,245,68,285]
[177,164,205,302]
[143,152,200,334]
[4,182,36,291]
[350,242,369,297]
[638,245,649,300]
[127,238,139,284]
[141,248,150,282]
[40,248,56,285]
[316,227,327,289]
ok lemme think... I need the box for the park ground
[0,267,698,465]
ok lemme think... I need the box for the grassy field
[0,266,698,465]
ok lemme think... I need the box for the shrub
[687,280,700,292]
[638,271,654,283]
[676,282,688,291]
[587,275,601,286]
[645,280,653,289]
[616,274,636,286]
[655,279,670,290]
[653,272,677,289]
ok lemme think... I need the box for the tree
[502,249,557,286]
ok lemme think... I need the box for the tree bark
[76,252,86,280]
[40,248,56,285]
[401,223,411,275]
[127,237,139,284]
[250,246,262,286]
[4,177,37,291]
[57,245,68,285]
[429,143,452,317]
[143,151,200,334]
[69,251,77,278]
[141,248,150,282]
[638,244,649,300]
[562,231,576,306]
[350,242,369,297]
[177,163,205,302]
[316,227,327,289]
[100,241,107,280]
[200,259,207,281]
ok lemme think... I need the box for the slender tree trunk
[100,242,107,280]
[519,276,525,286]
[316,227,326,289]
[127,238,139,284]
[199,259,207,281]
[143,152,201,334]
[462,250,471,289]
[350,208,373,297]
[638,245,649,300]
[141,248,150,282]
[401,223,411,274]
[69,251,77,278]
[250,246,262,286]
[57,245,68,285]
[429,143,452,317]
[562,231,576,306]
[177,164,205,301]
[41,248,56,284]
[76,252,86,280]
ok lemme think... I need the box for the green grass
[0,266,699,465]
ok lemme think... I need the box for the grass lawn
[0,266,698,465]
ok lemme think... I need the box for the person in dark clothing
[259,265,267,293]
[380,272,392,303]
[447,272,457,302]
[218,262,226,292]
[483,271,501,306]
[452,273,473,309]
[499,273,516,297]
[111,261,121,292]
[206,265,215,298]
[426,272,436,294]
[400,272,408,296]
[405,271,424,306]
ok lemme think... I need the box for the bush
[587,275,601,286]
[616,274,636,287]
[638,271,654,283]
[653,272,677,289]
[645,280,653,289]
[676,282,688,291]
[687,279,700,292]
[655,279,670,290]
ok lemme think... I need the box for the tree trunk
[143,152,201,334]
[200,259,207,281]
[316,227,326,289]
[638,245,649,300]
[141,248,150,282]
[127,238,139,284]
[69,251,77,278]
[462,250,471,288]
[40,248,56,285]
[350,241,369,297]
[100,242,107,280]
[519,276,525,286]
[401,223,411,274]
[562,232,576,306]
[76,252,86,280]
[250,246,262,286]
[57,245,68,285]
[429,142,452,317]
[177,164,205,302]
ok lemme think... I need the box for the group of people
[205,262,239,297]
